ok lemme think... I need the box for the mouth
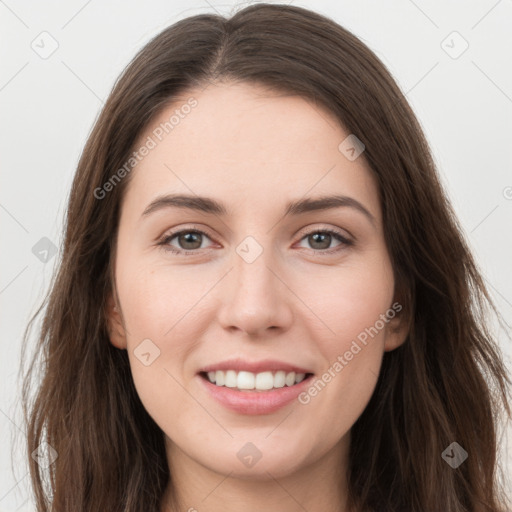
[199,370,315,392]
[196,358,316,414]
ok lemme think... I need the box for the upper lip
[199,358,313,375]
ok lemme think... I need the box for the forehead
[122,82,380,224]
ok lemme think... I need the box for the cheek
[117,255,209,341]
[297,255,393,423]
[297,253,394,348]
[299,324,384,437]
[117,262,205,431]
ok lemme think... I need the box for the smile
[198,371,315,415]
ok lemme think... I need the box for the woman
[21,3,511,511]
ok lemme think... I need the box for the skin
[106,81,408,512]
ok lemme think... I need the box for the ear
[105,292,127,350]
[383,301,409,352]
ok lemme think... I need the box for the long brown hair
[20,3,511,511]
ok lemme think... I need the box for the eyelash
[157,225,354,256]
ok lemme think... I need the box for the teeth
[205,370,307,390]
[225,370,237,388]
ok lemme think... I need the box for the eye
[157,226,353,256]
[295,228,353,254]
[159,228,215,255]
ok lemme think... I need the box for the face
[107,81,407,481]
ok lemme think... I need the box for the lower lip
[198,373,314,415]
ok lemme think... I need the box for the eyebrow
[141,193,376,226]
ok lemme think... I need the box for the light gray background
[1,0,511,510]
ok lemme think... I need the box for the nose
[216,245,294,337]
